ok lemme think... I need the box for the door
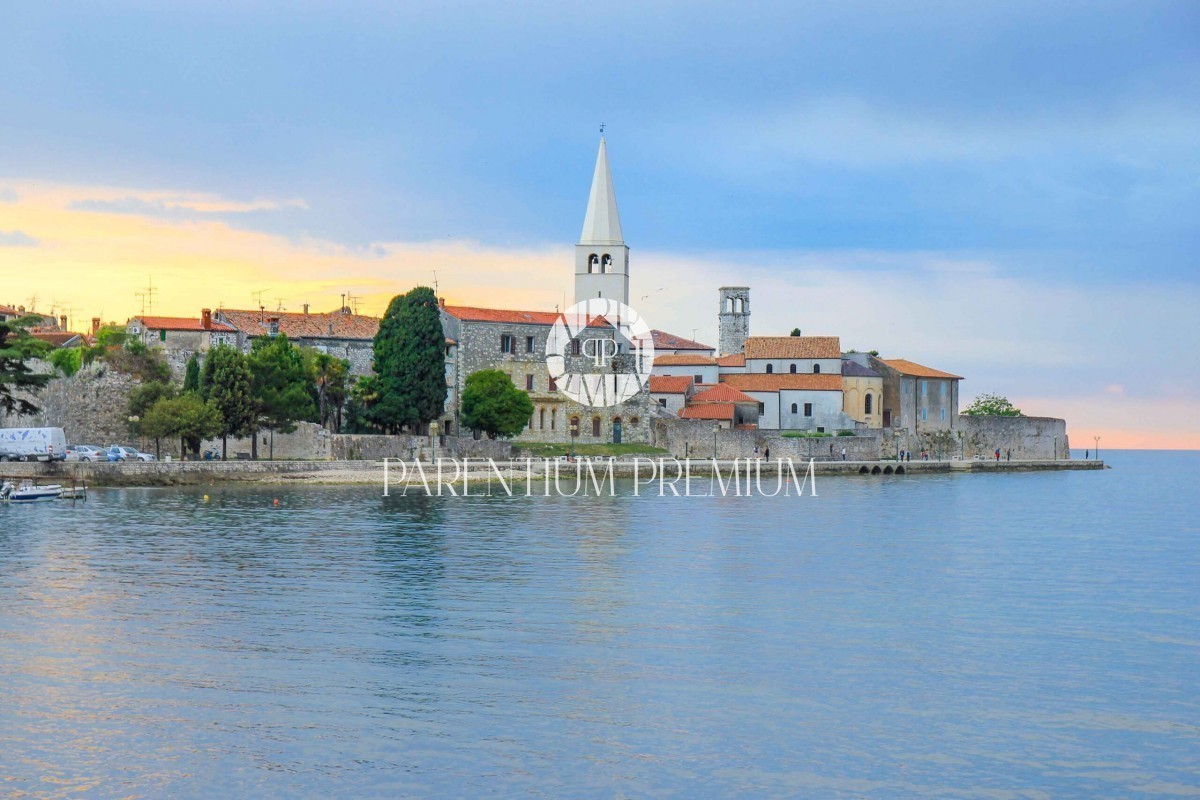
[883,409,892,428]
[612,419,622,444]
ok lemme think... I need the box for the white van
[0,427,68,462]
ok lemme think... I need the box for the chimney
[201,308,212,330]
[439,297,446,308]
[267,316,280,336]
[91,317,101,337]
[60,314,68,330]
[17,305,24,314]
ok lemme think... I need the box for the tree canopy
[306,350,351,432]
[460,369,534,439]
[0,318,52,416]
[963,393,1022,416]
[371,286,446,433]
[141,393,224,457]
[790,328,802,336]
[249,334,316,435]
[201,344,257,457]
[183,352,201,393]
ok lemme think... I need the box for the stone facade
[718,286,750,356]
[956,415,1069,460]
[654,419,882,460]
[198,421,516,462]
[870,356,961,433]
[0,361,142,448]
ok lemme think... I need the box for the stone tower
[574,137,630,307]
[718,286,750,356]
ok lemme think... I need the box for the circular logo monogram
[545,298,655,408]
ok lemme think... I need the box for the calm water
[1,451,1197,799]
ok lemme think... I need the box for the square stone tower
[718,286,750,356]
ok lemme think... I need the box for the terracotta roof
[653,353,717,366]
[0,305,17,315]
[133,315,236,332]
[218,308,378,339]
[648,375,693,394]
[881,358,964,380]
[679,403,736,420]
[30,331,83,347]
[716,353,745,367]
[651,329,713,352]
[744,336,841,360]
[441,305,562,326]
[690,383,759,404]
[841,360,880,378]
[722,373,843,392]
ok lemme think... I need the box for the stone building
[721,373,847,431]
[718,286,750,356]
[127,310,238,353]
[649,375,694,415]
[651,353,719,384]
[869,356,963,433]
[215,306,380,375]
[841,357,884,429]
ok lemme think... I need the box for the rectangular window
[551,409,556,430]
[658,398,667,407]
[758,402,765,414]
[159,329,166,342]
[548,376,557,392]
[500,334,514,353]
[571,339,581,356]
[921,380,927,395]
[525,374,534,391]
[804,403,813,417]
[940,381,947,397]
[694,374,703,383]
[525,335,535,353]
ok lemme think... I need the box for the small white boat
[0,480,64,503]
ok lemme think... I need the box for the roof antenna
[432,269,440,294]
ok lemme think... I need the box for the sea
[1,450,1196,798]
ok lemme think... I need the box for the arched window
[813,364,821,374]
[591,416,601,437]
[766,364,774,374]
[551,409,557,431]
[588,254,599,273]
[539,408,546,429]
[790,403,798,414]
[601,254,613,273]
[630,416,639,426]
[789,363,797,374]
[864,394,873,414]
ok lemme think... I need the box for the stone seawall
[956,415,1069,460]
[654,419,882,460]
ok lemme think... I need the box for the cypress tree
[201,344,257,459]
[371,287,446,433]
[183,352,201,393]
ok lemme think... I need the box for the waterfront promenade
[5,457,1105,487]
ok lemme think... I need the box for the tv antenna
[432,269,440,293]
[346,293,362,314]
[251,289,268,308]
[274,297,287,312]
[134,278,157,316]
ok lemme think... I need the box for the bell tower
[574,137,630,307]
[719,286,750,356]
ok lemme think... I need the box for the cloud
[70,194,308,221]
[0,187,17,202]
[0,229,39,247]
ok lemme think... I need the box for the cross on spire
[599,122,605,137]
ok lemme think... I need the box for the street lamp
[712,422,720,460]
[570,418,579,461]
[893,429,902,462]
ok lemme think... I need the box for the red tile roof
[679,403,736,420]
[218,308,378,339]
[744,336,841,359]
[716,353,745,367]
[881,359,964,380]
[30,331,83,347]
[0,305,17,315]
[651,329,713,352]
[653,353,717,366]
[690,383,759,404]
[133,315,236,332]
[441,305,562,326]
[648,375,693,394]
[721,373,843,392]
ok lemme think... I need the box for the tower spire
[580,136,624,246]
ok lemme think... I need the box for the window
[500,334,514,353]
[588,254,599,273]
[539,408,545,429]
[940,381,947,397]
[864,393,873,414]
[570,414,579,434]
[658,398,667,408]
[790,403,798,413]
[766,364,774,374]
[548,376,557,392]
[570,339,581,356]
[694,374,704,383]
[551,409,557,431]
[789,364,797,374]
[804,403,813,417]
[813,364,820,374]
[159,330,166,342]
[525,335,535,353]
[601,254,613,273]
[921,380,927,395]
[591,417,601,437]
[630,417,639,426]
[525,374,534,391]
[758,402,765,413]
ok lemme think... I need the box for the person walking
[764,446,770,461]
[841,446,847,461]
[754,445,760,459]
[1086,448,1089,460]
[1006,449,1011,461]
[994,448,1001,462]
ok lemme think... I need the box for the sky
[1,0,1197,448]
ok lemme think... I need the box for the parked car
[65,445,106,462]
[106,445,157,462]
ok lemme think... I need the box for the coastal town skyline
[2,2,1197,450]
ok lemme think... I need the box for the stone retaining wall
[654,419,881,460]
[956,415,1068,460]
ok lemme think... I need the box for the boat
[0,480,64,503]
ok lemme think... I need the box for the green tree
[790,328,803,336]
[0,318,52,416]
[182,352,201,393]
[963,393,1022,417]
[249,334,316,458]
[306,350,351,432]
[200,344,256,459]
[141,394,224,459]
[460,369,534,439]
[344,375,381,434]
[49,347,83,377]
[371,287,446,433]
[127,381,177,456]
